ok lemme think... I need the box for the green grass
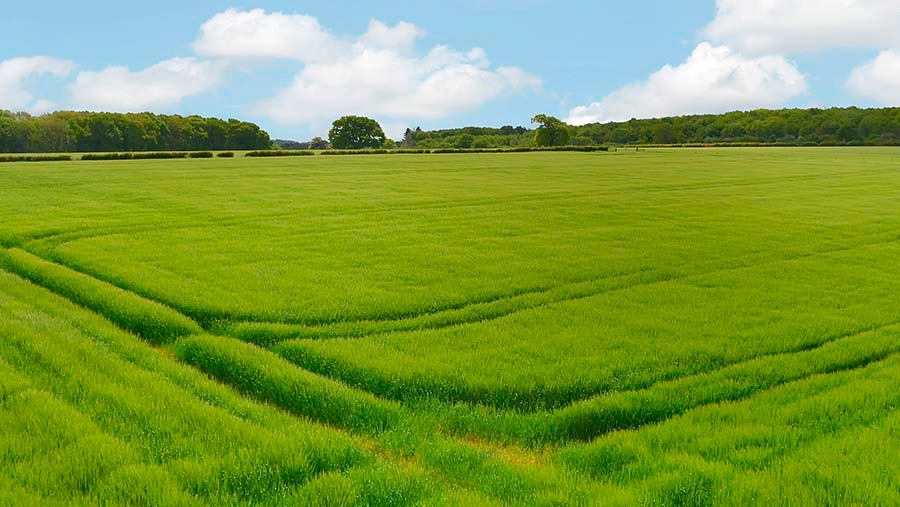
[275,241,900,410]
[174,334,402,433]
[557,354,900,505]
[0,270,436,506]
[2,148,900,505]
[0,247,202,344]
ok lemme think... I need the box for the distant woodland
[5,107,900,153]
[394,107,900,149]
[0,111,272,153]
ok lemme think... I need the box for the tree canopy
[572,107,900,146]
[398,107,900,149]
[531,114,571,147]
[8,106,899,154]
[328,116,386,149]
[0,110,272,153]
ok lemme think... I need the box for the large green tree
[328,116,386,149]
[531,114,571,146]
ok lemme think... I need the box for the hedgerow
[80,153,134,160]
[131,152,189,159]
[245,150,315,157]
[81,152,191,160]
[320,149,390,155]
[430,146,607,154]
[0,154,72,162]
[625,142,839,148]
[188,151,214,158]
[216,152,234,158]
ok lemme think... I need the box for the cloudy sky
[3,0,900,140]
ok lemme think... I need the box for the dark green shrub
[81,153,134,161]
[216,152,234,158]
[0,155,72,162]
[132,152,188,159]
[80,152,190,160]
[320,149,390,155]
[245,151,315,157]
[188,151,214,158]
[430,146,607,154]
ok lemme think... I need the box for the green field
[2,148,899,505]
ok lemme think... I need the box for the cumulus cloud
[358,20,426,55]
[381,121,411,140]
[705,0,900,55]
[258,46,539,123]
[194,10,426,61]
[194,8,540,125]
[567,43,807,125]
[0,56,74,112]
[69,57,225,111]
[847,50,900,104]
[194,8,345,63]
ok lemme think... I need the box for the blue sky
[3,1,899,140]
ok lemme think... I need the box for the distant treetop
[328,116,386,150]
[531,114,571,147]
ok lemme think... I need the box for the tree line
[575,107,900,146]
[12,106,897,154]
[395,107,900,149]
[0,110,272,153]
[400,125,532,149]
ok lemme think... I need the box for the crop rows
[557,353,900,505]
[4,256,896,505]
[0,265,645,505]
[0,248,201,344]
[0,270,439,506]
[3,149,900,504]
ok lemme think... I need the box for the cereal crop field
[2,148,899,506]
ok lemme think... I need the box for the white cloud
[847,50,900,104]
[193,9,539,126]
[258,46,539,124]
[381,121,410,140]
[705,0,900,55]
[0,56,74,112]
[567,43,807,125]
[29,99,58,114]
[69,57,225,112]
[193,8,345,63]
[358,20,425,55]
[194,10,426,62]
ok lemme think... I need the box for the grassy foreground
[1,148,899,505]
